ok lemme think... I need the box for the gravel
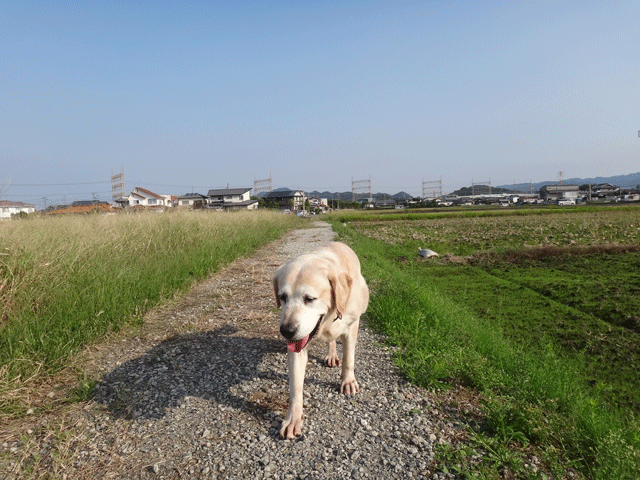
[1,221,469,479]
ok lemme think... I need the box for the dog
[273,241,369,439]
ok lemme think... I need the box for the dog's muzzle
[285,314,324,353]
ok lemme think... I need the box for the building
[47,203,116,215]
[261,189,307,212]
[0,200,36,219]
[207,188,258,211]
[592,183,620,201]
[308,197,329,214]
[176,193,208,209]
[122,187,173,208]
[374,198,397,208]
[539,185,580,202]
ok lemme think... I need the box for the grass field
[329,205,640,479]
[0,209,300,416]
[2,205,639,477]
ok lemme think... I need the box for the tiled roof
[0,200,36,208]
[207,188,251,196]
[133,187,164,199]
[48,204,116,215]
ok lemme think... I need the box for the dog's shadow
[93,325,292,421]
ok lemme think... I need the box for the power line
[10,181,110,187]
[7,190,112,198]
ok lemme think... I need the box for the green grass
[0,210,300,386]
[328,207,640,479]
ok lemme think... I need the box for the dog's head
[273,255,352,353]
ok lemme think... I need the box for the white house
[126,187,173,208]
[308,197,329,213]
[0,201,36,219]
[207,188,259,210]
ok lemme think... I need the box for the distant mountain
[306,191,416,202]
[450,186,513,196]
[496,172,640,193]
[390,191,413,200]
[307,191,354,201]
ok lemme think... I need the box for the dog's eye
[303,295,316,304]
[279,293,288,304]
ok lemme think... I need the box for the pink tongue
[287,335,310,353]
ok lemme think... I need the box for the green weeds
[330,208,640,479]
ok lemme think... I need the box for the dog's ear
[329,271,352,313]
[273,273,281,308]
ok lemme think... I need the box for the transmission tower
[558,171,564,185]
[471,179,491,196]
[111,166,125,202]
[254,173,273,196]
[512,181,534,194]
[422,178,442,200]
[352,176,371,202]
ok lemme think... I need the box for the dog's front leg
[340,319,360,395]
[280,349,308,439]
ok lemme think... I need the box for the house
[308,197,329,214]
[374,198,397,208]
[539,185,580,202]
[207,188,259,211]
[592,183,619,196]
[176,193,208,209]
[0,200,36,219]
[124,187,173,208]
[592,183,620,201]
[261,189,307,212]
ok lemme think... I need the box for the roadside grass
[328,210,640,479]
[0,210,300,416]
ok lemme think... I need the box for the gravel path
[2,221,472,479]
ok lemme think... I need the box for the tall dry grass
[0,210,298,394]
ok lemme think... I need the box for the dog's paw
[324,354,340,367]
[280,414,305,439]
[340,377,359,395]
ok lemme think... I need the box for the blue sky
[2,1,639,207]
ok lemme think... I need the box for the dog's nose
[280,323,297,340]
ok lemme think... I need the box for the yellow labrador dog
[273,242,369,439]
